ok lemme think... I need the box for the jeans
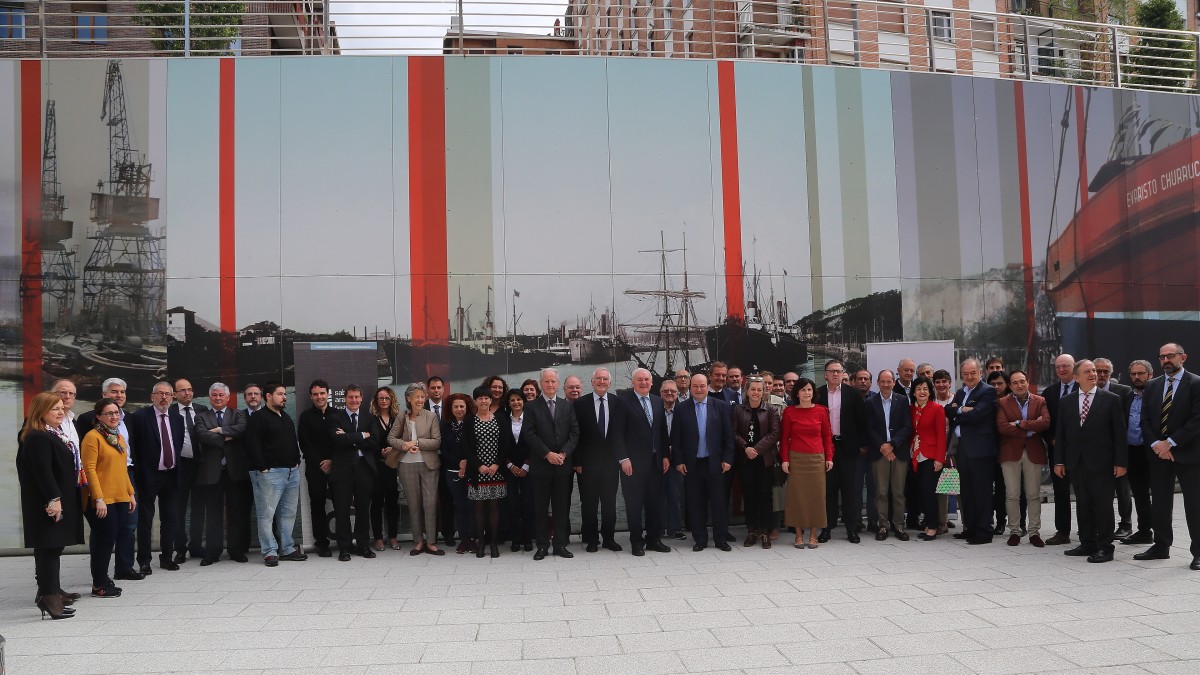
[250,466,300,558]
[85,502,136,586]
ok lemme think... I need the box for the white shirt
[880,394,893,443]
[347,407,364,457]
[954,385,973,438]
[827,386,842,436]
[61,411,80,452]
[155,407,176,470]
[508,414,529,472]
[429,400,443,419]
[178,404,196,459]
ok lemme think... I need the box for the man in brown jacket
[996,370,1051,547]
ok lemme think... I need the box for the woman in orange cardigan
[81,398,137,598]
[909,377,947,541]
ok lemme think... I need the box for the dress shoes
[1044,532,1072,546]
[231,554,248,563]
[647,541,672,553]
[199,558,219,567]
[875,528,888,542]
[895,531,910,542]
[114,568,144,581]
[918,532,937,541]
[1113,524,1133,540]
[424,546,446,556]
[716,541,732,552]
[744,533,759,547]
[817,529,831,544]
[967,536,992,545]
[1007,534,1021,546]
[1122,531,1155,545]
[279,550,308,562]
[1063,545,1093,557]
[533,548,548,561]
[1133,547,1171,561]
[511,542,522,553]
[553,546,574,559]
[847,532,861,544]
[138,564,154,576]
[692,543,706,552]
[602,540,623,552]
[1191,557,1200,571]
[456,541,469,555]
[338,552,352,562]
[523,543,533,552]
[953,531,971,540]
[991,525,1006,536]
[316,545,333,558]
[585,543,600,553]
[1029,535,1045,548]
[671,531,687,540]
[1087,547,1115,563]
[172,552,187,565]
[358,547,377,559]
[631,544,645,557]
[160,559,180,571]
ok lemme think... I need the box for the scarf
[48,424,87,487]
[95,422,125,454]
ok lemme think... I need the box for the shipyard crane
[38,100,79,332]
[82,60,165,340]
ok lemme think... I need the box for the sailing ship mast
[623,230,707,374]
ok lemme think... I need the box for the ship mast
[624,230,707,374]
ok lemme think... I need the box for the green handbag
[935,467,960,495]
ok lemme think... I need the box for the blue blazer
[127,405,185,487]
[670,396,734,473]
[865,392,913,461]
[946,382,998,459]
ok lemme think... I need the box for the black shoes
[967,536,993,545]
[585,543,599,553]
[817,529,831,543]
[280,550,308,562]
[1113,524,1134,540]
[1133,547,1171,561]
[1122,531,1154,545]
[172,552,187,565]
[895,532,911,542]
[534,548,548,561]
[875,529,888,542]
[511,542,522,553]
[338,552,352,562]
[671,531,687,540]
[647,541,672,553]
[1087,547,1115,563]
[553,546,574,559]
[602,540,623,552]
[1191,557,1200,571]
[231,554,249,563]
[264,555,279,567]
[139,564,154,576]
[114,568,144,581]
[491,544,500,559]
[847,532,861,544]
[693,543,706,552]
[1064,545,1093,557]
[160,559,180,571]
[715,541,732,552]
[357,547,377,559]
[90,581,122,598]
[316,546,333,558]
[631,544,645,557]
[200,558,218,567]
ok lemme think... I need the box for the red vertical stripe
[218,59,238,392]
[717,61,744,320]
[19,61,42,410]
[408,57,449,377]
[1013,83,1037,384]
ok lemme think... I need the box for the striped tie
[1080,392,1090,425]
[1161,377,1175,437]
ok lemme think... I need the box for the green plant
[137,1,247,55]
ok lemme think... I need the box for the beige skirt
[784,452,827,528]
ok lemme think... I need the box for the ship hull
[704,320,808,376]
[386,341,568,385]
[569,337,620,365]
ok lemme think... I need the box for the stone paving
[3,495,1200,674]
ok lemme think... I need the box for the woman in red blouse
[780,377,834,548]
[909,377,947,541]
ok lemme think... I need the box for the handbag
[935,466,960,495]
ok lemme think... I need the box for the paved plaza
[3,496,1200,674]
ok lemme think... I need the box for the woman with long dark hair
[440,393,477,554]
[503,389,536,552]
[909,377,947,541]
[369,386,400,551]
[481,375,509,415]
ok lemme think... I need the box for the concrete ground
[2,495,1200,674]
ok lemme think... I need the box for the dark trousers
[1071,468,1116,552]
[532,465,573,548]
[438,467,457,543]
[1119,444,1153,533]
[662,467,684,535]
[371,464,400,541]
[992,462,1007,528]
[305,467,332,549]
[137,468,180,565]
[579,459,619,545]
[225,477,252,558]
[192,473,227,560]
[621,454,663,546]
[1149,455,1200,556]
[825,442,860,533]
[122,466,138,571]
[1049,446,1073,534]
[85,502,135,585]
[34,546,64,596]
[857,452,878,528]
[444,470,475,541]
[905,463,922,527]
[916,460,941,528]
[739,457,774,533]
[685,465,728,547]
[506,472,537,546]
[959,455,995,535]
[177,457,201,557]
[331,462,374,552]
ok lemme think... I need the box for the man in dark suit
[574,368,627,552]
[1137,343,1200,569]
[815,359,869,544]
[170,378,209,564]
[127,380,185,574]
[298,379,337,557]
[1041,353,1077,545]
[617,368,672,556]
[525,368,580,560]
[1096,357,1137,539]
[1054,360,1128,563]
[865,369,913,541]
[192,383,249,565]
[946,359,998,545]
[723,366,744,406]
[327,385,378,561]
[671,373,735,551]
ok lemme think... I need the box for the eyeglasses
[1159,353,1182,360]
[54,391,77,398]
[825,369,844,374]
[99,411,121,418]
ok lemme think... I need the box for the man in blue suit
[945,359,999,545]
[671,373,735,552]
[127,380,186,574]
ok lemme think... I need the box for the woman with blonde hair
[387,383,444,555]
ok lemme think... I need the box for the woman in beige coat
[388,383,444,555]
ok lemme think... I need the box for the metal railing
[0,0,1196,92]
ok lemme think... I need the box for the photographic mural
[1,56,1198,549]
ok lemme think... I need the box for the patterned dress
[468,417,508,500]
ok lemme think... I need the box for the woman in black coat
[16,392,84,620]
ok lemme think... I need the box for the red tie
[1080,392,1091,425]
[160,413,174,469]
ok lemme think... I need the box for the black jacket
[244,408,301,471]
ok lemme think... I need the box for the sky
[331,1,571,54]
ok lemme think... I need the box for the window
[77,14,109,43]
[683,0,694,55]
[930,11,952,42]
[877,0,905,34]
[0,3,25,39]
[970,17,995,51]
[1014,38,1028,74]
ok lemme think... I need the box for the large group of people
[16,342,1200,621]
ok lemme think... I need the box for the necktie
[641,396,652,425]
[1063,383,1070,398]
[1080,392,1091,425]
[184,406,193,431]
[216,410,223,426]
[548,398,556,418]
[597,397,606,439]
[351,412,358,432]
[697,401,708,458]
[433,403,440,418]
[159,413,174,469]
[1161,377,1175,436]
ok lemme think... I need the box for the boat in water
[705,266,807,376]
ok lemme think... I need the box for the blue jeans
[250,467,300,558]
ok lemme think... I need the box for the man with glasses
[816,359,868,543]
[49,379,81,452]
[128,381,185,573]
[1137,344,1200,570]
[782,372,800,406]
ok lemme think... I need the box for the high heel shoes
[36,594,74,620]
